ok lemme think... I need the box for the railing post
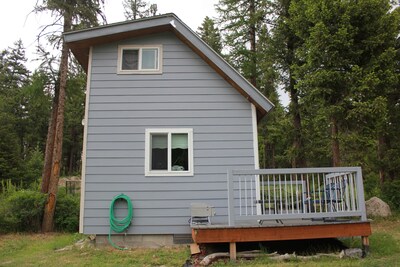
[355,167,367,221]
[227,169,235,226]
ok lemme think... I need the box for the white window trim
[117,44,163,74]
[145,128,194,177]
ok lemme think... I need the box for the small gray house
[65,14,274,245]
[66,14,372,254]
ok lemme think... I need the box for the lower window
[145,129,193,176]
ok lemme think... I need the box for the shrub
[54,189,80,232]
[363,172,382,200]
[0,196,15,233]
[0,190,46,232]
[382,180,400,211]
[0,185,80,233]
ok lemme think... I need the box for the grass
[0,215,399,266]
[0,233,189,266]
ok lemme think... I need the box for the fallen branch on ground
[199,249,361,266]
[199,251,278,265]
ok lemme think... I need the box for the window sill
[117,69,163,75]
[145,171,194,177]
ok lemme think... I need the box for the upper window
[145,129,193,176]
[118,45,162,74]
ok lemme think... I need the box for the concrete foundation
[95,234,175,248]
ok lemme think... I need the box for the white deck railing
[227,167,367,226]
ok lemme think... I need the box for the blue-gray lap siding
[83,32,256,235]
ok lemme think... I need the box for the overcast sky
[0,0,218,70]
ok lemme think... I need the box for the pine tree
[0,95,22,182]
[21,71,52,154]
[197,16,223,54]
[290,0,400,169]
[123,0,157,20]
[269,0,306,167]
[0,40,30,95]
[0,41,31,184]
[216,0,273,87]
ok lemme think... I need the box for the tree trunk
[266,142,276,168]
[41,84,59,193]
[68,144,74,175]
[378,134,385,185]
[249,0,257,87]
[331,116,340,167]
[289,76,305,168]
[286,24,305,168]
[42,14,71,232]
[68,127,77,174]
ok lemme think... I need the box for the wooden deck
[191,167,372,260]
[191,220,371,260]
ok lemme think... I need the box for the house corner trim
[79,47,93,233]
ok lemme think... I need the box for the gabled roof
[64,13,274,118]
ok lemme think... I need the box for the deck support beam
[229,242,237,260]
[192,222,371,244]
[361,236,369,257]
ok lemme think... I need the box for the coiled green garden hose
[108,193,133,250]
